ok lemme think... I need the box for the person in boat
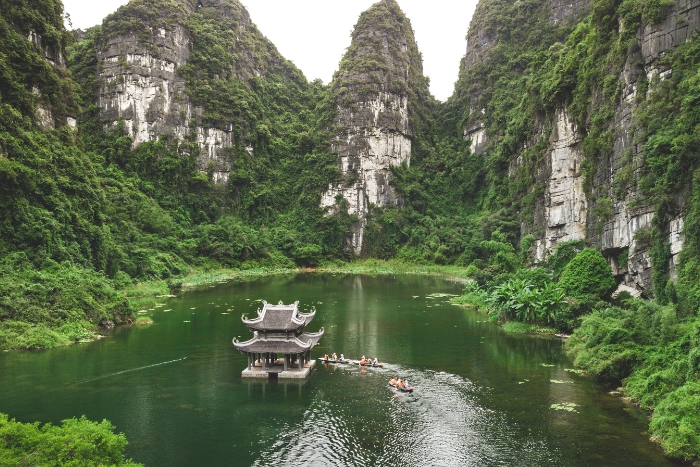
[403,380,411,390]
[390,377,397,386]
[339,354,345,362]
[360,357,366,365]
[397,378,403,388]
[373,357,379,365]
[323,354,329,361]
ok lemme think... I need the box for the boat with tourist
[389,377,413,392]
[353,356,383,367]
[319,353,351,364]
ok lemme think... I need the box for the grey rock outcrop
[533,108,588,261]
[549,0,592,24]
[27,30,76,129]
[96,0,281,184]
[463,0,697,294]
[320,0,428,255]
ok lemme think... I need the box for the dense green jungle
[1,0,699,463]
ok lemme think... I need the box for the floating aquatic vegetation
[426,293,459,298]
[540,363,556,367]
[565,368,585,374]
[183,320,191,323]
[550,380,573,384]
[551,402,578,412]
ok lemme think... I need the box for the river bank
[0,261,470,352]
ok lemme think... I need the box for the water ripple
[251,366,565,466]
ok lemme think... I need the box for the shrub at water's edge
[0,413,142,466]
[451,243,606,334]
[451,241,700,460]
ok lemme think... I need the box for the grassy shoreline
[124,260,473,309]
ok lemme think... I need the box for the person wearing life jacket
[390,377,397,386]
[332,353,338,360]
[360,357,366,365]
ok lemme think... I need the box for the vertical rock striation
[460,0,699,294]
[95,0,301,184]
[320,0,430,254]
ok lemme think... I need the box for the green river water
[0,274,686,466]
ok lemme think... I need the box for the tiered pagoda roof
[241,300,316,333]
[233,300,323,355]
[233,330,324,354]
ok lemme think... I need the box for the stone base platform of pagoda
[241,359,316,379]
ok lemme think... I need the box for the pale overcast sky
[62,0,478,101]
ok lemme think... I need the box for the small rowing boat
[318,358,352,364]
[351,360,384,367]
[389,382,413,393]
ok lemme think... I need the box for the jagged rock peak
[333,0,425,113]
[321,0,430,255]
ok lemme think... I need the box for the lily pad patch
[551,402,578,412]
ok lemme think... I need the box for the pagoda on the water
[233,300,323,379]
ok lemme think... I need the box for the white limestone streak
[535,108,587,261]
[321,93,411,255]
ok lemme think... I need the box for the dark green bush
[559,248,617,300]
[649,383,700,460]
[0,413,142,466]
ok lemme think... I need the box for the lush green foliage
[488,278,566,324]
[0,0,76,121]
[454,243,612,331]
[558,248,616,300]
[567,300,700,460]
[0,413,142,466]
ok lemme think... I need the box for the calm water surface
[0,274,684,466]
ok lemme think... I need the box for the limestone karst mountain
[454,0,698,296]
[319,0,431,254]
[94,0,311,184]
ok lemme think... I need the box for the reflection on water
[0,274,683,467]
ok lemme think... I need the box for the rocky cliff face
[320,0,429,255]
[533,1,699,293]
[458,0,698,295]
[95,0,295,184]
[462,0,592,155]
[461,0,695,294]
